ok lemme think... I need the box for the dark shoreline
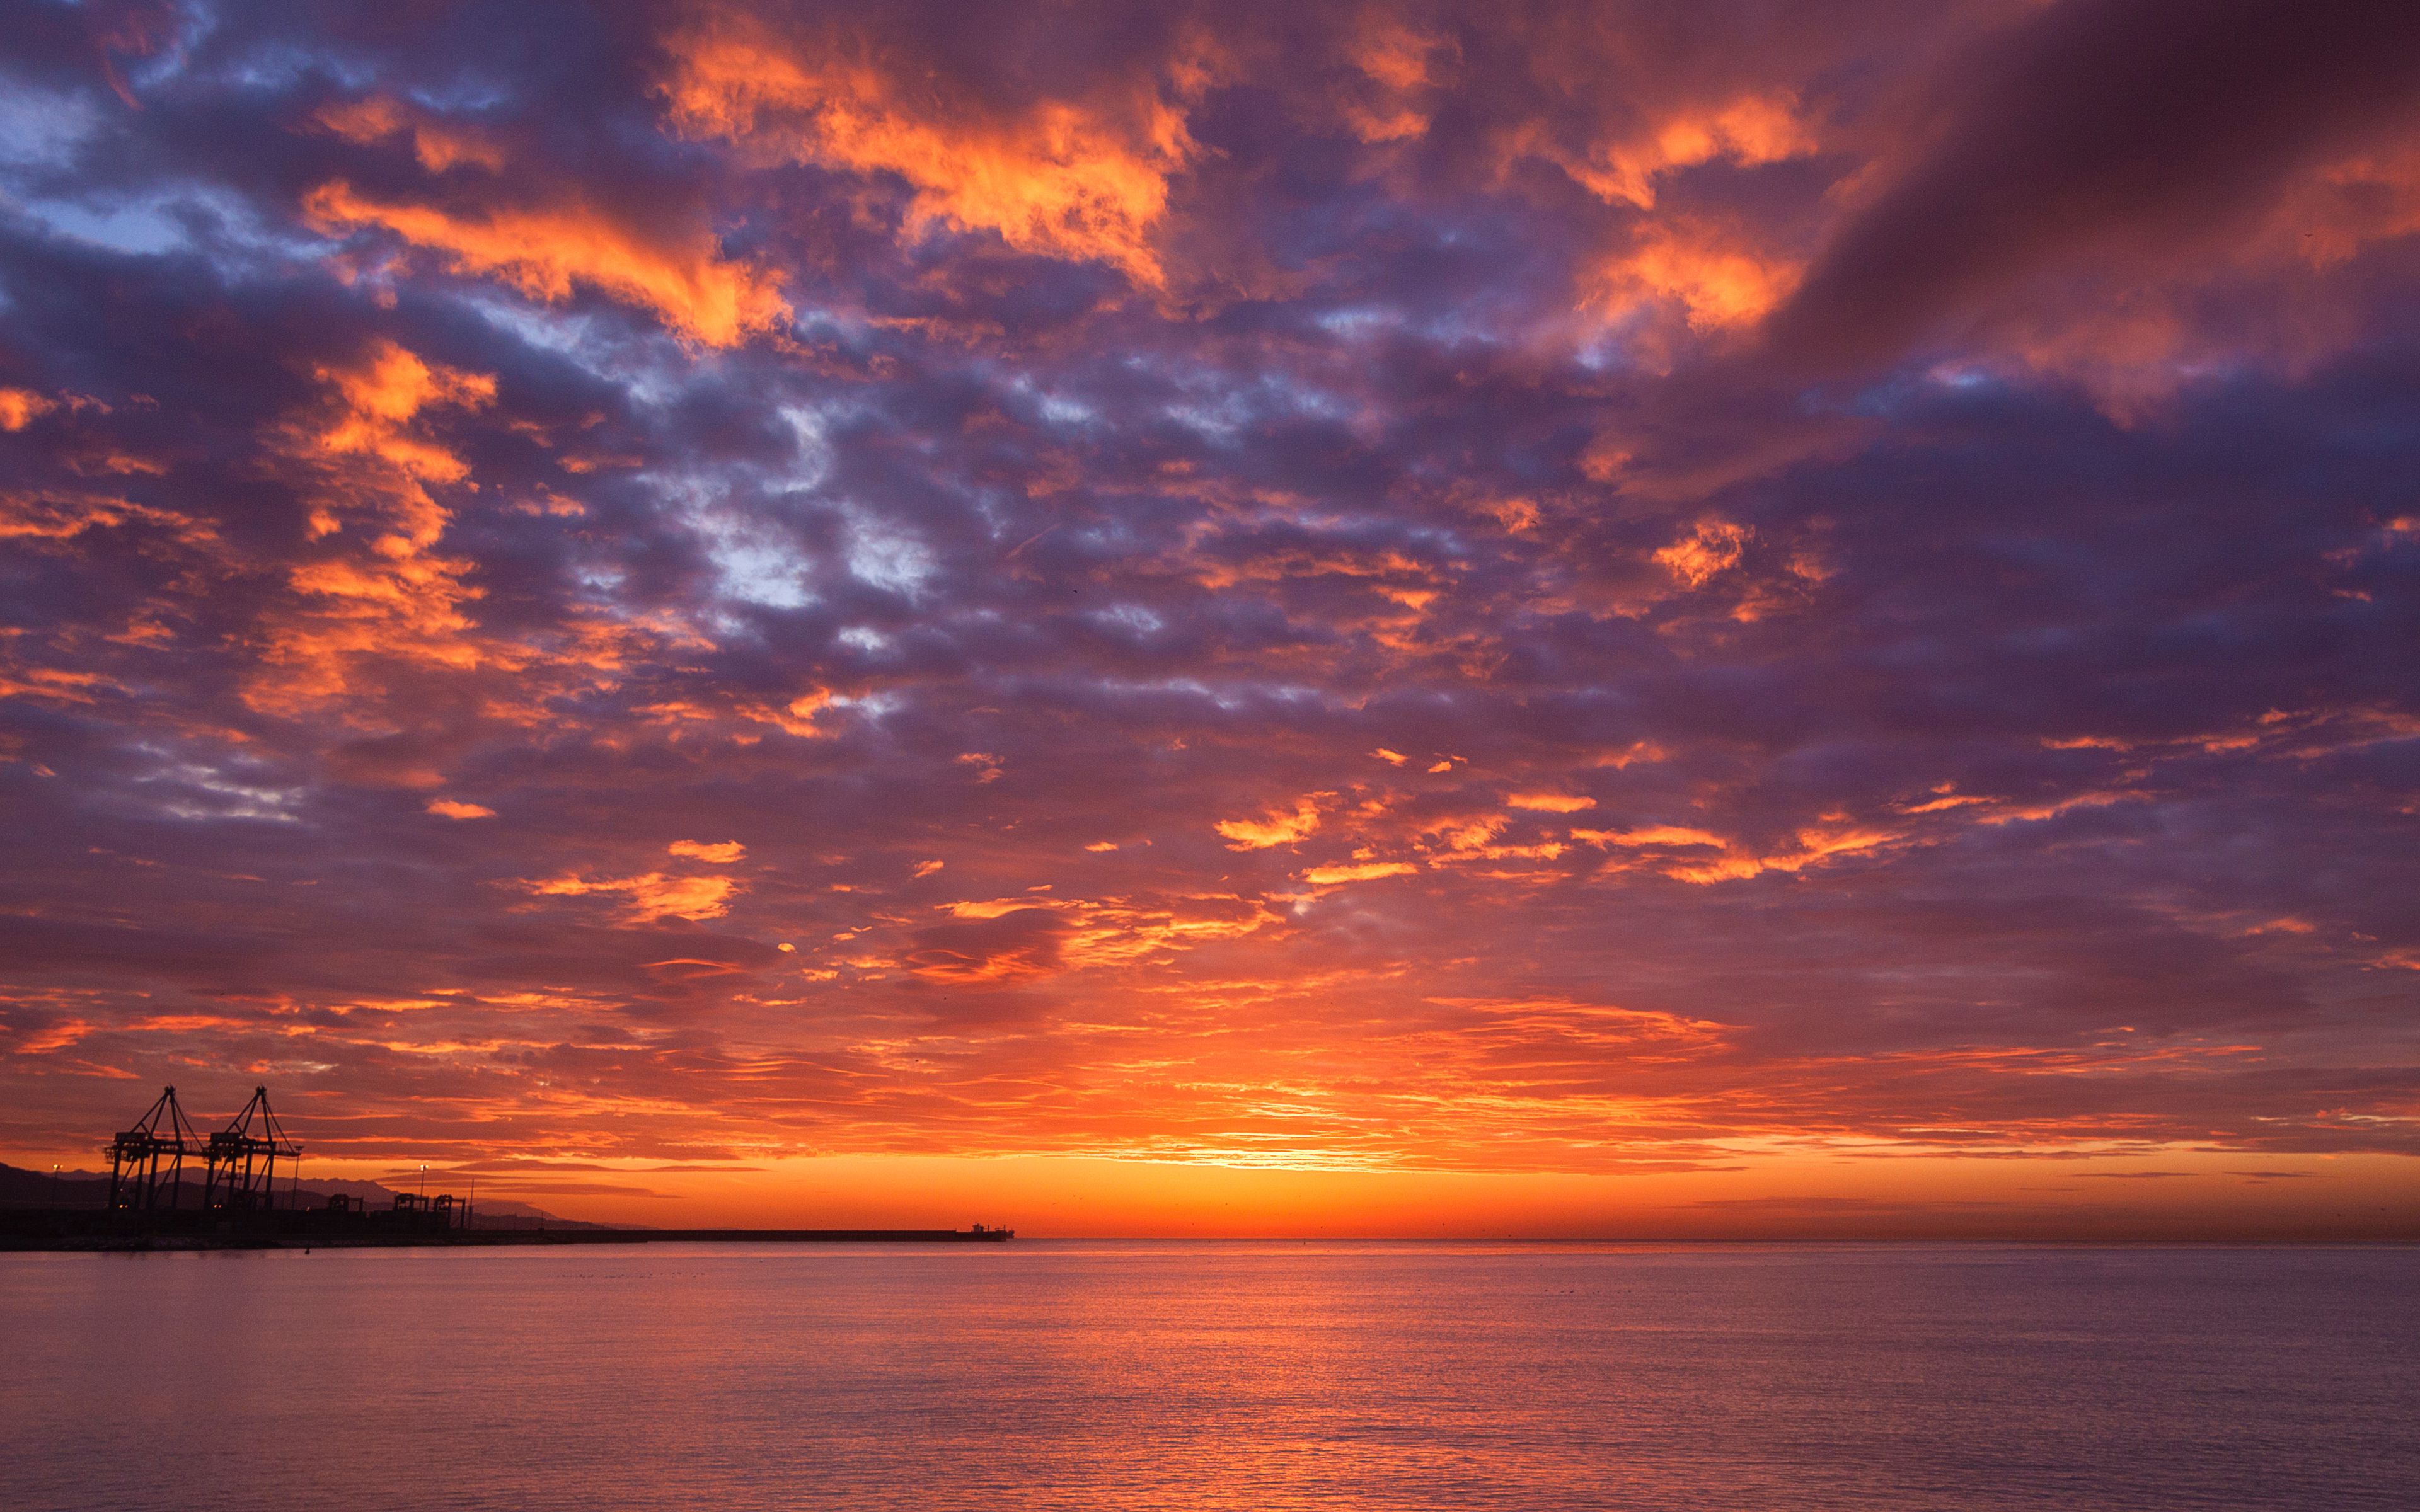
[0,1209,1011,1251]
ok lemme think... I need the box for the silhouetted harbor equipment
[202,1085,301,1212]
[4,1087,1012,1250]
[107,1085,200,1212]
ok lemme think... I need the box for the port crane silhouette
[105,1084,307,1211]
[202,1085,302,1211]
[106,1085,200,1211]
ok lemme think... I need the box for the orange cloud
[2284,144,2420,272]
[301,180,789,346]
[1216,794,1327,849]
[427,798,495,820]
[637,687,833,742]
[1596,223,1797,332]
[1061,895,1275,968]
[1572,825,1725,849]
[659,20,1201,286]
[308,339,496,546]
[1303,860,1420,885]
[0,665,116,706]
[1560,96,1816,209]
[926,891,1277,977]
[1337,14,1449,143]
[1509,792,1595,813]
[314,95,507,173]
[0,389,57,431]
[13,1018,95,1055]
[1654,520,1751,587]
[1416,811,1570,867]
[669,839,746,863]
[0,490,214,547]
[1665,823,1898,884]
[527,871,741,923]
[245,339,501,716]
[1901,793,1991,815]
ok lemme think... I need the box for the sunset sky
[3,0,2416,1236]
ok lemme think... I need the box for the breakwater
[0,1210,1014,1251]
[8,1085,1013,1249]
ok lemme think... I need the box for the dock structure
[387,1191,470,1231]
[203,1085,302,1213]
[6,1087,1013,1250]
[107,1086,200,1212]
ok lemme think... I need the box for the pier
[3,1087,1011,1250]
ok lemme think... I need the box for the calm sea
[2,1242,2413,1509]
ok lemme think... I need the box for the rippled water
[3,1242,2414,1509]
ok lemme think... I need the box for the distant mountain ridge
[0,1162,580,1225]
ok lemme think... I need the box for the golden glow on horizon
[67,1148,2392,1240]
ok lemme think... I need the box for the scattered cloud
[1216,796,1326,850]
[527,872,742,924]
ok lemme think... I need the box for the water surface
[4,1242,2413,1509]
